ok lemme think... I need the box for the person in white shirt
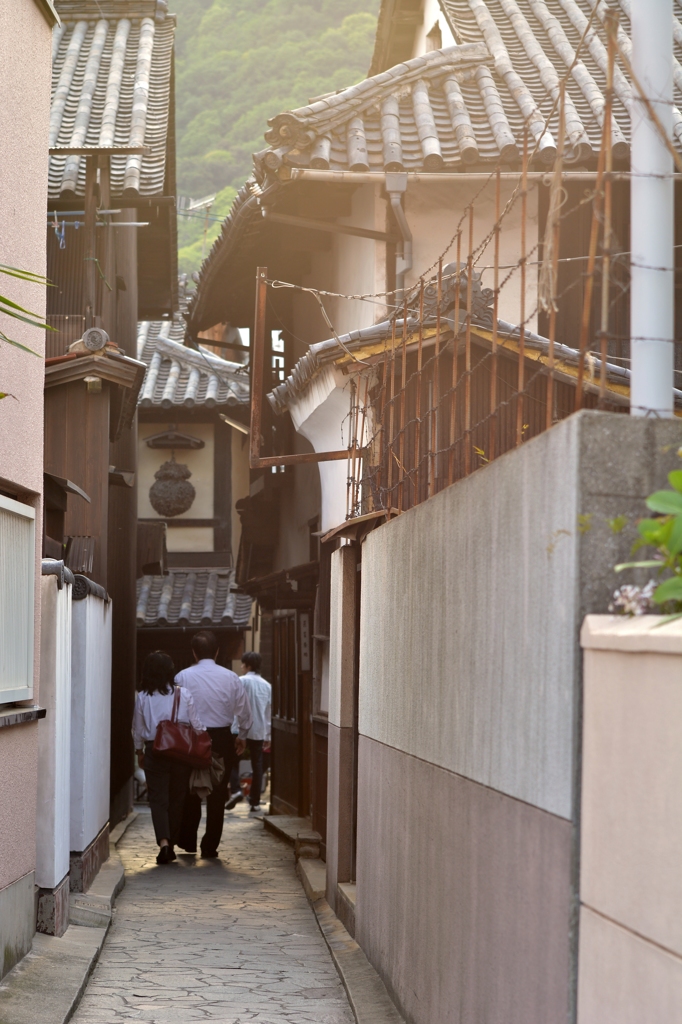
[226,651,272,813]
[175,630,252,858]
[132,651,205,865]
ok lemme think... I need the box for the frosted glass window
[0,495,35,702]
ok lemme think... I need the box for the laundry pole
[629,0,675,417]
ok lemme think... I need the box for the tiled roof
[49,0,174,198]
[260,0,682,173]
[136,569,252,628]
[137,316,250,408]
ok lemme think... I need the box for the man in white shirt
[175,630,252,858]
[226,651,272,813]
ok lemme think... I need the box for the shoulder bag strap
[171,685,181,723]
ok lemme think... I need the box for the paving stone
[70,806,354,1024]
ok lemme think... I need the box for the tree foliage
[172,0,379,199]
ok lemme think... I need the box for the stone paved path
[71,805,354,1024]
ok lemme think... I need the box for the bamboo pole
[489,173,500,462]
[516,129,528,446]
[546,85,565,430]
[464,209,474,474]
[574,119,607,411]
[431,259,442,493]
[386,317,397,506]
[598,17,615,408]
[398,299,408,511]
[415,280,424,503]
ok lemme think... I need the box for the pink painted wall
[0,0,53,891]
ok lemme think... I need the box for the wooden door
[270,610,312,818]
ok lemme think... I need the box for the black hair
[241,651,262,673]
[191,629,219,661]
[141,651,175,695]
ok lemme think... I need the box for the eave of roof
[266,313,682,415]
[35,0,61,27]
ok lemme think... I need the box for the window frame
[0,493,36,704]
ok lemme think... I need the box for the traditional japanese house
[183,3,682,1022]
[46,0,177,826]
[135,314,253,672]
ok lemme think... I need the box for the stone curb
[0,812,136,1024]
[296,860,405,1024]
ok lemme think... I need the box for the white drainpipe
[630,0,675,417]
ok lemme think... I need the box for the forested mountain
[174,0,379,276]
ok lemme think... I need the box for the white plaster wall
[359,413,581,819]
[71,595,112,852]
[36,575,72,890]
[288,366,353,532]
[405,179,539,332]
[411,0,457,56]
[291,185,387,351]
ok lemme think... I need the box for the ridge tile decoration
[49,0,174,198]
[137,316,250,409]
[259,0,682,175]
[136,568,252,628]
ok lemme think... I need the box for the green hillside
[172,0,379,278]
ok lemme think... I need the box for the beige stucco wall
[0,0,52,911]
[138,422,215,551]
[578,615,682,1024]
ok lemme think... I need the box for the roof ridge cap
[264,41,489,148]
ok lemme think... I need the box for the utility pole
[630,0,675,417]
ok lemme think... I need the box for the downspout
[386,171,412,299]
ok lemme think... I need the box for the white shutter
[0,494,35,702]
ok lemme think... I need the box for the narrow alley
[71,807,354,1024]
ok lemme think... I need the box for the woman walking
[133,651,206,864]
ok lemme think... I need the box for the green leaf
[0,264,51,286]
[668,515,682,556]
[615,560,664,572]
[0,332,41,357]
[577,513,593,534]
[646,491,682,515]
[653,576,682,604]
[607,515,628,533]
[668,470,682,494]
[0,391,16,401]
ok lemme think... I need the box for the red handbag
[153,687,212,768]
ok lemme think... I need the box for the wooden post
[489,172,499,460]
[250,267,268,468]
[546,86,565,430]
[516,129,528,446]
[599,15,616,408]
[83,155,98,329]
[464,208,474,474]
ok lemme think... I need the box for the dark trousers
[249,740,264,807]
[178,726,237,855]
[143,743,190,846]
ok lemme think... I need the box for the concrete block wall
[578,616,682,1023]
[353,411,682,1024]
